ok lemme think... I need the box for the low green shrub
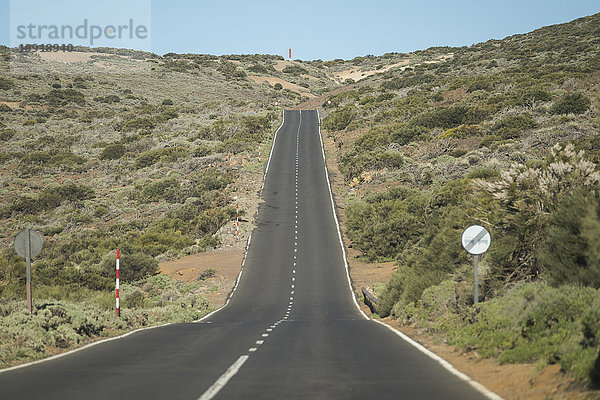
[340,149,405,180]
[346,186,429,261]
[100,143,126,160]
[8,184,95,215]
[217,61,247,81]
[478,135,502,148]
[466,167,501,179]
[538,189,600,288]
[195,119,233,141]
[392,125,429,144]
[0,128,15,141]
[193,144,213,157]
[359,92,396,106]
[214,115,271,154]
[380,72,436,90]
[155,109,178,122]
[121,117,155,133]
[337,123,426,180]
[389,279,600,384]
[0,77,14,90]
[199,268,216,280]
[139,178,182,203]
[190,171,233,193]
[94,95,121,104]
[134,147,189,169]
[282,64,308,76]
[46,89,85,106]
[519,87,552,105]
[440,124,482,139]
[247,64,274,74]
[323,105,356,131]
[20,150,86,168]
[0,273,211,367]
[116,252,158,282]
[550,92,591,115]
[492,114,539,139]
[94,205,108,218]
[412,105,488,130]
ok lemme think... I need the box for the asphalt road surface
[0,110,492,400]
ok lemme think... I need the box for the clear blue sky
[1,0,599,60]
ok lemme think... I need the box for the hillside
[316,12,600,390]
[2,11,600,394]
[0,46,344,366]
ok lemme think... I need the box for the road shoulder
[320,120,595,400]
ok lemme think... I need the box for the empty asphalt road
[0,110,494,399]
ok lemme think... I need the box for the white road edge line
[197,355,249,400]
[262,110,286,190]
[193,232,252,323]
[1,112,286,375]
[371,319,503,400]
[2,213,255,375]
[315,110,367,319]
[0,321,172,374]
[315,110,504,400]
[1,214,255,375]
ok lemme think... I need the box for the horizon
[0,1,598,61]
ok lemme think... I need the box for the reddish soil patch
[159,249,245,310]
[157,134,268,311]
[390,321,596,400]
[0,101,48,111]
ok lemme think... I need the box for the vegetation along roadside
[315,13,600,397]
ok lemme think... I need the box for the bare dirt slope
[159,249,244,310]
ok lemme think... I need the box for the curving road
[0,110,492,399]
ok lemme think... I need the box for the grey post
[473,254,479,304]
[14,229,43,313]
[461,225,490,306]
[26,229,32,313]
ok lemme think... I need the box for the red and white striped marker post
[258,144,261,163]
[236,203,239,240]
[116,249,120,317]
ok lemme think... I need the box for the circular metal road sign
[14,229,43,259]
[461,225,491,255]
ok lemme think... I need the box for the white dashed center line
[199,112,307,400]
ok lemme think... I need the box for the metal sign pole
[14,228,43,313]
[461,225,491,306]
[473,254,479,304]
[26,229,32,313]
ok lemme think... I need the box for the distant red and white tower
[289,48,292,61]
